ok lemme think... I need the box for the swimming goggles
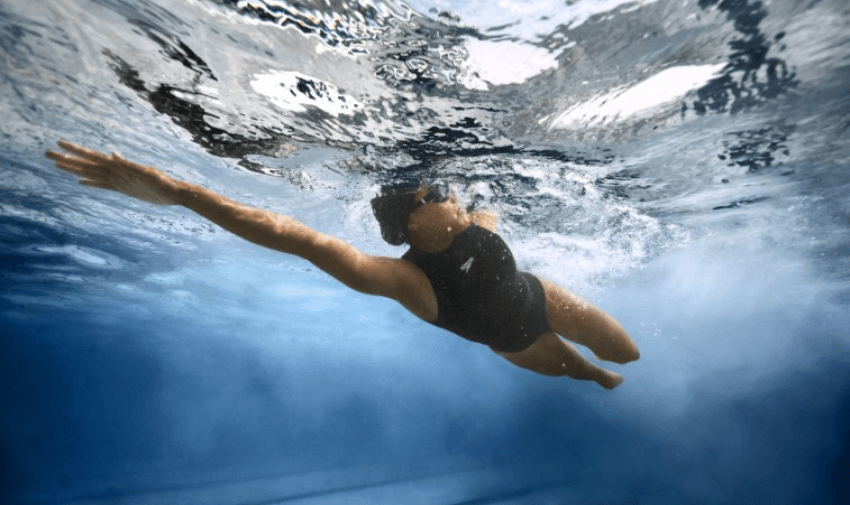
[412,181,450,210]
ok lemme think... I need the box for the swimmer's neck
[407,195,472,253]
[409,220,473,253]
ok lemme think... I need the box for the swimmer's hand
[46,141,180,205]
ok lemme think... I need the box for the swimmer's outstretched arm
[45,141,438,320]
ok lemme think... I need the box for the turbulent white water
[2,1,850,503]
[4,0,847,299]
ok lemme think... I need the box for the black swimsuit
[402,225,551,353]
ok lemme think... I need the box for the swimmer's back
[403,225,550,352]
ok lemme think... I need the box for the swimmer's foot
[597,370,624,390]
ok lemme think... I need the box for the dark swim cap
[370,182,450,245]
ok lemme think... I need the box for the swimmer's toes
[601,372,625,390]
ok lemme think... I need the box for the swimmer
[46,141,639,389]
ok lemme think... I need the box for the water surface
[2,0,849,503]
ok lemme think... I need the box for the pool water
[1,0,849,503]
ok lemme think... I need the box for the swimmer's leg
[494,332,624,389]
[538,278,640,364]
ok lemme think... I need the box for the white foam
[461,39,559,88]
[406,0,660,40]
[550,64,725,129]
[250,70,362,117]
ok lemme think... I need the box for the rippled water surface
[2,0,849,504]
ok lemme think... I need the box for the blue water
[2,0,849,503]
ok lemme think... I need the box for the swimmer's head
[407,185,471,253]
[371,182,451,245]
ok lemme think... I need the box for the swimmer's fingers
[48,142,167,179]
[48,153,111,177]
[55,141,112,163]
[46,149,115,179]
[49,142,134,171]
[47,154,84,175]
[51,158,119,191]
[45,149,83,165]
[46,141,181,205]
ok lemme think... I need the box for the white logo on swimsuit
[460,256,474,273]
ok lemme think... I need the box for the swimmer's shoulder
[468,209,498,232]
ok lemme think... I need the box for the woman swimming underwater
[46,141,639,389]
